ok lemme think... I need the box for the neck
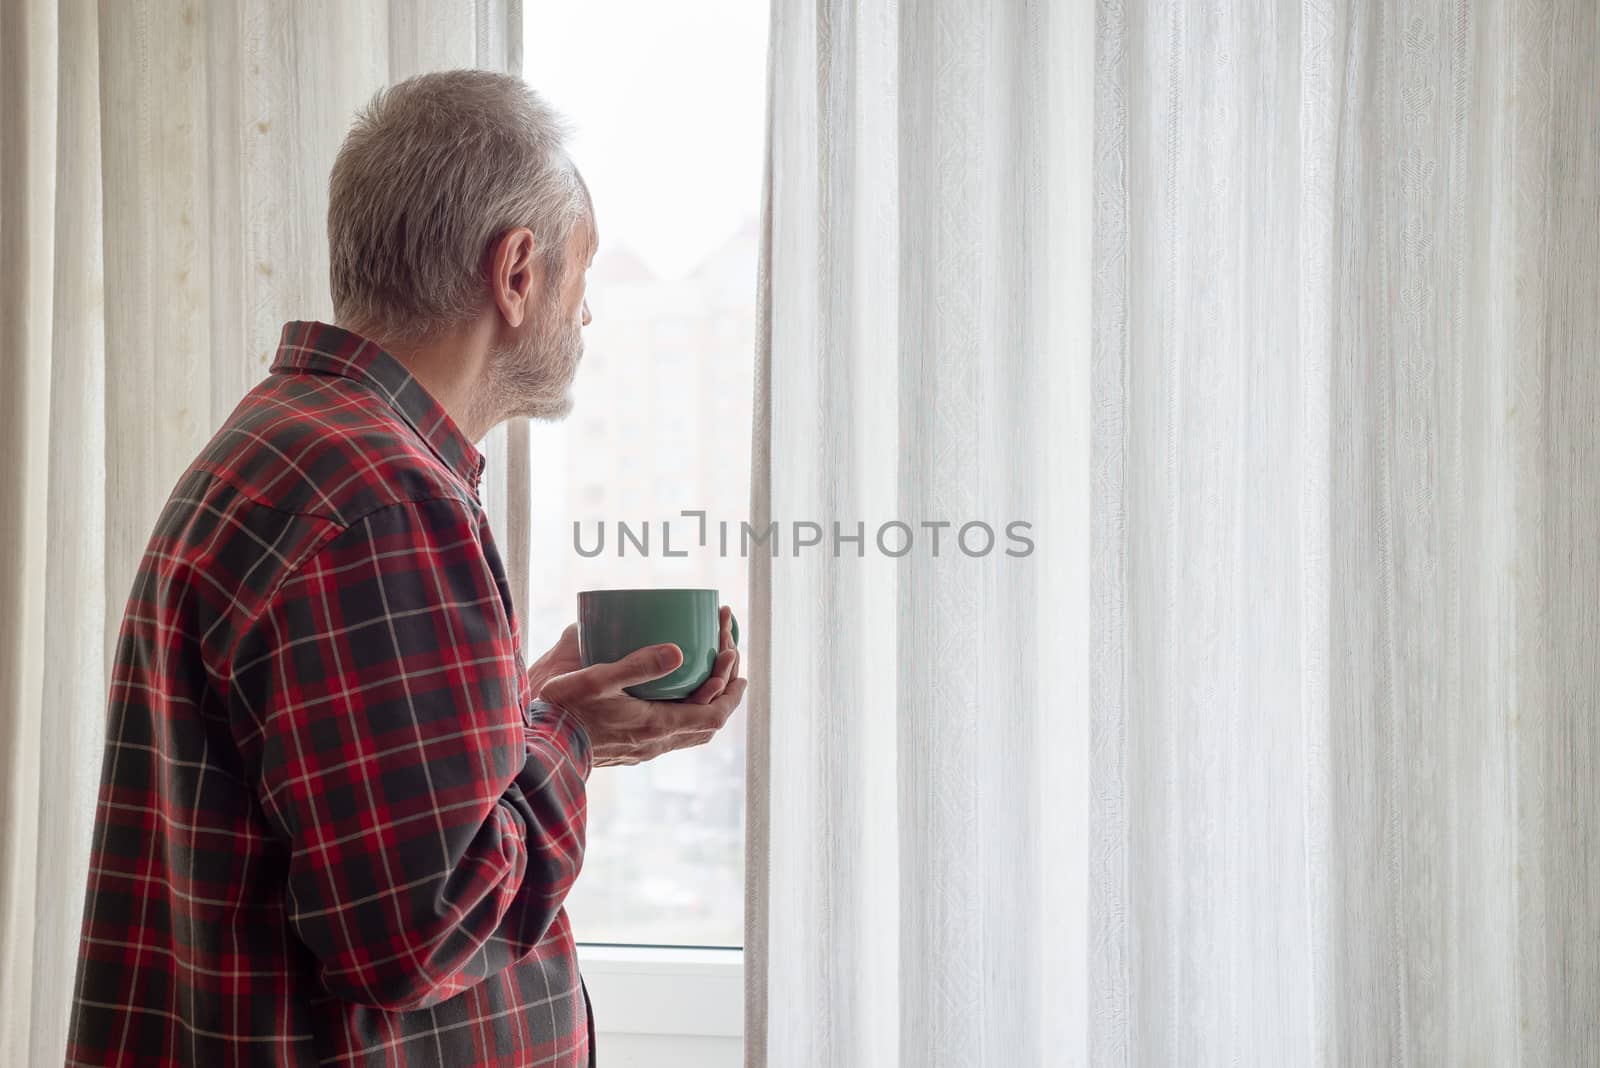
[353,317,499,443]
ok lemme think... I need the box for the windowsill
[576,944,743,1039]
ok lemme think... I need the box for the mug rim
[577,587,720,596]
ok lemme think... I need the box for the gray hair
[328,69,592,344]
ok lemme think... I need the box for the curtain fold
[1,3,105,1063]
[751,0,1599,1064]
[750,0,1087,1064]
[0,2,529,1061]
[1093,0,1600,1061]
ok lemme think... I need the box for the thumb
[545,643,684,699]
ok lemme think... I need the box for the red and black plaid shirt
[68,321,596,1067]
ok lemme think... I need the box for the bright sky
[524,2,769,280]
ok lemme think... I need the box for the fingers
[719,605,741,682]
[692,677,747,729]
[718,676,748,719]
[636,677,749,738]
[687,648,736,704]
[546,642,683,699]
[718,642,740,702]
[686,610,741,705]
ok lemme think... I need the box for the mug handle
[728,610,740,649]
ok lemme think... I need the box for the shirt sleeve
[227,496,592,1012]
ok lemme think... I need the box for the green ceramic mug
[577,588,740,701]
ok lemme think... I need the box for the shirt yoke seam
[219,495,486,687]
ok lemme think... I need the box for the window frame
[577,943,743,1042]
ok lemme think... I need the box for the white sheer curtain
[748,0,1088,1063]
[0,2,529,1062]
[750,0,1599,1064]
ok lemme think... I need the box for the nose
[581,298,592,327]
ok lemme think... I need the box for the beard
[473,296,584,428]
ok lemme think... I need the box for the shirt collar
[269,321,486,491]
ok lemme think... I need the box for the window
[521,3,766,1056]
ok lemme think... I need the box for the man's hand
[538,605,746,767]
[526,622,584,698]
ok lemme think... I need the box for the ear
[487,227,546,330]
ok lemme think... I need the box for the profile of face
[484,216,596,424]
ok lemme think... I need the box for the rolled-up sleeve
[227,496,591,1012]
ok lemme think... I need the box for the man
[66,69,745,1067]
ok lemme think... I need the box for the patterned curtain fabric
[0,2,528,1062]
[750,0,1599,1064]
